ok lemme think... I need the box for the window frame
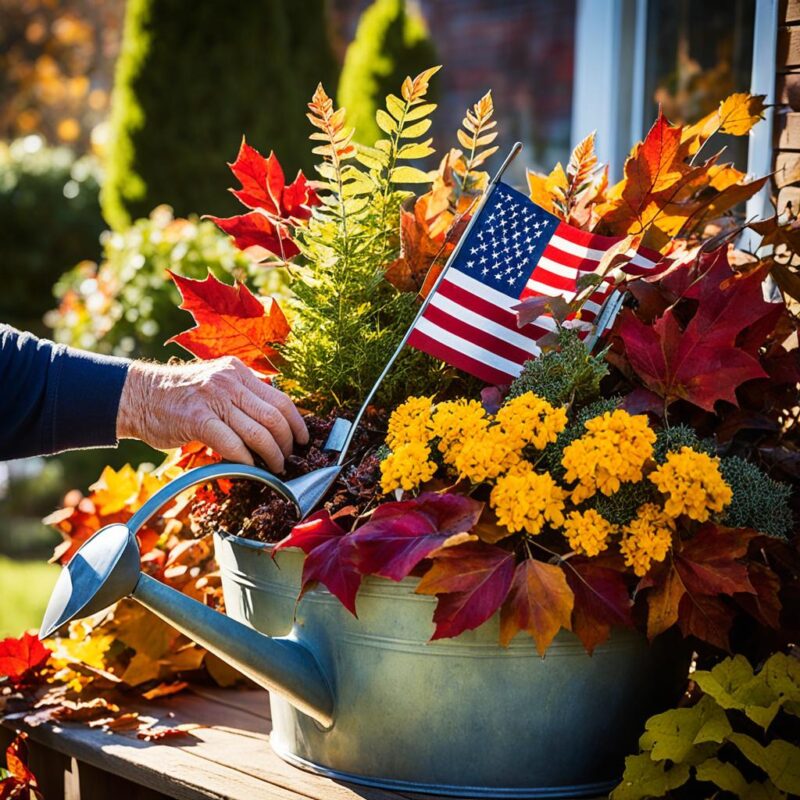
[571,0,777,234]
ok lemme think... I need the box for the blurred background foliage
[337,0,436,145]
[0,136,103,335]
[48,206,253,360]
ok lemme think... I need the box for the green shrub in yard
[48,206,258,360]
[0,137,104,335]
[337,0,437,146]
[102,0,336,230]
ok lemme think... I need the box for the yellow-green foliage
[337,0,437,146]
[613,653,800,800]
[281,72,446,409]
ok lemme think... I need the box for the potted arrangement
[31,70,800,797]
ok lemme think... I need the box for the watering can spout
[40,464,337,729]
[131,569,334,726]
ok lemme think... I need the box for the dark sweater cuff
[48,346,131,453]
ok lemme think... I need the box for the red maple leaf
[500,559,575,655]
[352,493,484,581]
[167,270,290,375]
[274,511,361,615]
[618,248,774,412]
[206,139,319,261]
[642,525,759,649]
[416,540,515,640]
[565,559,634,654]
[0,632,51,688]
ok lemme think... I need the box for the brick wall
[776,0,800,213]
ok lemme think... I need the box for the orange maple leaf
[167,271,290,375]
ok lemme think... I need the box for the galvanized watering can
[41,462,687,798]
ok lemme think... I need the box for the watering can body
[216,529,688,798]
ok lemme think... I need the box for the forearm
[0,325,130,459]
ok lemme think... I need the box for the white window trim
[572,0,777,234]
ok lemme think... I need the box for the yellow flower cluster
[619,503,675,576]
[386,396,434,449]
[431,399,488,461]
[495,392,568,450]
[451,427,520,483]
[380,441,437,493]
[649,447,732,522]
[561,410,656,502]
[490,463,566,534]
[562,509,616,557]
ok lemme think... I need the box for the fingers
[242,371,309,446]
[235,388,293,457]
[198,417,254,465]
[224,405,285,473]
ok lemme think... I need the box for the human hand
[116,357,308,472]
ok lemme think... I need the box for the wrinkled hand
[116,357,308,472]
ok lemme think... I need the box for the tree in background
[101,0,337,231]
[0,0,123,152]
[337,0,437,146]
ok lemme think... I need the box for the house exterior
[332,0,790,229]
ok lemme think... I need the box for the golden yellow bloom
[386,396,434,449]
[649,447,732,522]
[495,391,568,450]
[561,410,656,502]
[451,426,520,482]
[562,509,616,557]
[431,398,488,461]
[619,503,675,577]
[490,463,567,534]
[380,441,437,493]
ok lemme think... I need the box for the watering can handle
[127,462,298,534]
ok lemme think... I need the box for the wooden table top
[2,686,463,800]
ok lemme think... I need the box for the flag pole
[334,141,524,466]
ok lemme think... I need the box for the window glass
[643,0,755,170]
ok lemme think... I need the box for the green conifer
[102,0,336,230]
[337,0,437,146]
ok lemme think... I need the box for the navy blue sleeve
[0,325,131,460]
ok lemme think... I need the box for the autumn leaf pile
[3,69,800,755]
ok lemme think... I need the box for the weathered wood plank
[778,26,800,70]
[778,185,800,214]
[782,0,800,24]
[777,71,800,109]
[187,686,271,720]
[775,112,800,150]
[774,151,800,187]
[4,717,309,800]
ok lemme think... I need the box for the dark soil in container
[192,409,387,544]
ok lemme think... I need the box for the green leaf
[355,147,385,171]
[729,733,800,795]
[397,139,435,160]
[376,109,397,135]
[386,94,406,121]
[694,653,800,730]
[405,102,437,121]
[611,754,691,800]
[400,119,432,139]
[390,166,432,184]
[695,759,786,800]
[639,696,728,763]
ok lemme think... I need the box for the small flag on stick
[407,181,663,385]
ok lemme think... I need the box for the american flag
[407,181,663,385]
